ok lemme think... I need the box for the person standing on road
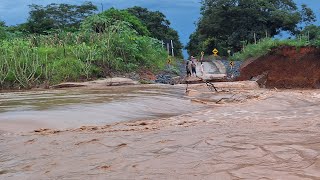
[200,62,204,76]
[191,56,197,76]
[186,60,191,77]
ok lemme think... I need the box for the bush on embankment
[0,21,167,89]
[230,38,320,61]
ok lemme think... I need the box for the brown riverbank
[0,77,140,94]
[2,87,320,179]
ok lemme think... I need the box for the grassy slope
[0,27,168,89]
[230,38,320,61]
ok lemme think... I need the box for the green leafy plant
[230,37,312,61]
[0,18,167,89]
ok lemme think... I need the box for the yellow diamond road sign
[212,48,218,56]
[230,61,234,67]
[201,51,204,56]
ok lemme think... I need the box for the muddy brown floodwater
[0,85,204,133]
[1,85,320,179]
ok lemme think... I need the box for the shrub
[0,19,167,89]
[230,38,312,61]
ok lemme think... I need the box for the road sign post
[227,50,231,56]
[212,48,218,57]
[229,61,234,70]
[201,51,204,61]
[167,57,172,65]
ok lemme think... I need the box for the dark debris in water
[0,169,10,175]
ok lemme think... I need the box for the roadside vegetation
[186,0,317,56]
[230,38,319,61]
[0,3,183,90]
[230,27,320,61]
[0,23,167,89]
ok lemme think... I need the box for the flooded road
[1,86,320,179]
[0,85,204,133]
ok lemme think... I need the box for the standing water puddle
[0,85,204,133]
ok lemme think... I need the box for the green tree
[127,6,183,57]
[301,4,316,25]
[301,25,320,41]
[0,21,5,27]
[186,0,316,56]
[25,4,55,34]
[25,2,97,34]
[81,8,150,36]
[0,20,7,40]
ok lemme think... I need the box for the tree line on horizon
[0,2,183,57]
[2,0,319,59]
[186,0,320,57]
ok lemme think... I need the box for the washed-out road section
[1,85,320,179]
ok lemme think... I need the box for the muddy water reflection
[0,85,203,132]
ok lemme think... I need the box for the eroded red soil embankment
[238,46,320,88]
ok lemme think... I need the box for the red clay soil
[139,69,157,81]
[238,46,320,88]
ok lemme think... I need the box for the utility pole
[170,40,174,57]
[101,3,104,12]
[254,32,257,44]
[265,30,268,38]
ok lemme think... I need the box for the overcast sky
[0,0,319,57]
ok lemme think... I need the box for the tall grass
[0,21,167,89]
[230,37,313,61]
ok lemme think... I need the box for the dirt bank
[51,77,139,89]
[238,46,320,88]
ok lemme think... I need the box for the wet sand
[1,88,320,179]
